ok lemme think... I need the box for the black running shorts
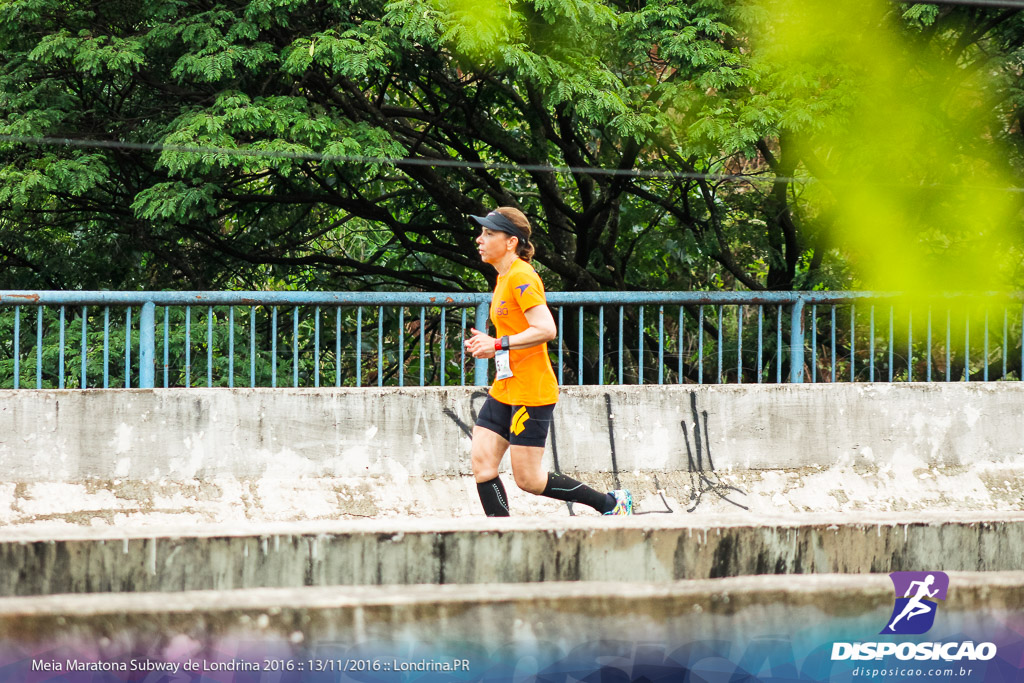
[475,396,555,448]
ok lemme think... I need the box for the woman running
[464,207,632,517]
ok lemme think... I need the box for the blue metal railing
[1,290,1022,389]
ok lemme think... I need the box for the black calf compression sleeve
[476,476,511,517]
[541,472,615,513]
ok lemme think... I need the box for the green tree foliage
[0,0,1022,296]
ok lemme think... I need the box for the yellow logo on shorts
[511,407,530,435]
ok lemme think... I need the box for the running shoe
[604,489,633,515]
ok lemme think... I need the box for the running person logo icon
[881,571,949,635]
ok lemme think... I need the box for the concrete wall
[2,384,1023,528]
[1,383,1022,481]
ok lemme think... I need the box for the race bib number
[494,349,513,380]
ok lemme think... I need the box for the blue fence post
[139,301,156,388]
[474,303,489,386]
[790,297,805,383]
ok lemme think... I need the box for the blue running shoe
[604,489,633,515]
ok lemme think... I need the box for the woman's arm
[465,304,557,359]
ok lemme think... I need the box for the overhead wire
[2,133,1022,193]
[0,133,788,185]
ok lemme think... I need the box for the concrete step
[2,458,1022,532]
[2,513,1022,596]
[0,573,1020,681]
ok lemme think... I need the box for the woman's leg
[509,445,616,513]
[471,425,511,516]
[507,445,548,494]
[471,425,509,482]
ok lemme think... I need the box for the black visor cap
[471,211,528,244]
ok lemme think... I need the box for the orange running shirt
[489,259,559,406]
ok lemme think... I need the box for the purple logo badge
[881,571,949,635]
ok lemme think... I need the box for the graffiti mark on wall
[442,389,748,515]
[682,392,748,512]
[603,393,623,492]
[442,409,472,438]
[442,390,490,438]
[602,393,673,515]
